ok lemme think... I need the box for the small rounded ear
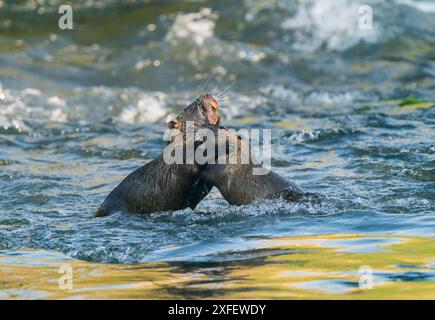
[168,120,178,129]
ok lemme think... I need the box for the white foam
[164,8,217,46]
[305,91,357,105]
[260,85,362,106]
[396,0,435,13]
[0,85,170,128]
[163,8,266,66]
[260,85,300,104]
[220,93,267,118]
[49,108,68,122]
[119,92,167,124]
[0,85,69,130]
[281,0,380,52]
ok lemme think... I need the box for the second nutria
[199,128,317,205]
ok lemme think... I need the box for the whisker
[201,73,213,96]
[215,91,235,107]
[222,81,235,93]
[223,92,235,100]
[216,82,235,99]
[213,88,222,99]
[217,89,235,102]
[211,85,219,97]
[195,83,202,99]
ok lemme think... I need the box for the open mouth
[201,93,220,126]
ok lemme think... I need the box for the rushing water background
[0,0,434,298]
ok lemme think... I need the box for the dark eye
[200,93,211,101]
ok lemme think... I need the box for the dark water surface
[0,0,434,298]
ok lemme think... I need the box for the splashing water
[0,0,434,299]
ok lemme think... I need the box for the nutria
[199,128,318,205]
[94,94,220,217]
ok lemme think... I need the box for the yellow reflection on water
[1,234,434,299]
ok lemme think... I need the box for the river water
[0,0,434,299]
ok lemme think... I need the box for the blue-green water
[0,0,434,297]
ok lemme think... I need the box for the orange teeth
[210,98,219,109]
[202,93,219,109]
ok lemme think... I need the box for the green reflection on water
[1,234,434,299]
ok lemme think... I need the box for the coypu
[94,93,220,217]
[199,128,318,205]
